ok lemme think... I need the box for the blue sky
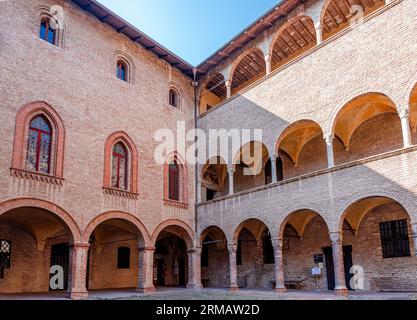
[98,0,280,66]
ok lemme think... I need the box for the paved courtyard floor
[1,288,416,300]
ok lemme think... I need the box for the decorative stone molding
[163,199,189,209]
[10,167,64,185]
[102,186,139,199]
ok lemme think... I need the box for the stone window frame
[163,152,188,209]
[11,101,65,185]
[35,6,66,48]
[103,131,139,198]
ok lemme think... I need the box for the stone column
[67,243,89,300]
[411,222,417,257]
[228,166,235,195]
[270,154,278,184]
[228,243,239,291]
[137,247,156,293]
[315,21,323,45]
[265,54,272,75]
[225,80,232,99]
[271,238,286,293]
[329,232,348,296]
[197,178,202,204]
[399,108,412,148]
[325,134,335,168]
[187,247,203,289]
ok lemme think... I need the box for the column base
[229,286,239,292]
[136,286,156,294]
[274,287,287,294]
[67,290,88,300]
[334,287,349,296]
[187,284,203,289]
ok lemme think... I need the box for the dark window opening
[236,240,242,266]
[206,188,216,201]
[169,89,178,107]
[117,247,131,269]
[265,159,272,184]
[379,220,411,258]
[39,19,56,45]
[262,230,275,264]
[201,237,210,268]
[117,61,128,81]
[0,240,11,279]
[112,142,128,190]
[168,160,180,201]
[277,157,284,182]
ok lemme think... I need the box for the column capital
[70,243,90,250]
[270,238,284,249]
[264,54,271,62]
[324,133,334,145]
[314,21,322,30]
[399,107,410,119]
[329,231,342,244]
[225,79,232,87]
[228,243,238,253]
[138,246,155,252]
[227,165,235,174]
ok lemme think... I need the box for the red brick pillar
[137,247,156,293]
[329,232,348,296]
[67,243,89,300]
[187,247,203,289]
[271,238,286,293]
[228,243,239,291]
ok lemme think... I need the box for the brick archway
[151,219,194,250]
[83,211,151,246]
[0,197,81,243]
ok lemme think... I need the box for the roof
[71,0,196,78]
[196,0,302,78]
[72,0,302,80]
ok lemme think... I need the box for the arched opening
[230,48,266,96]
[332,93,404,165]
[199,73,227,114]
[321,0,385,40]
[0,204,76,295]
[86,218,146,290]
[199,226,229,288]
[340,196,417,292]
[233,219,275,289]
[271,16,316,71]
[233,141,270,193]
[201,156,228,201]
[276,120,326,179]
[153,223,193,288]
[280,210,334,291]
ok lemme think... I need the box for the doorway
[50,243,69,291]
[323,245,353,290]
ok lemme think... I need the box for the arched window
[112,142,128,190]
[169,89,179,108]
[39,18,56,45]
[168,160,180,201]
[26,116,52,174]
[116,60,128,82]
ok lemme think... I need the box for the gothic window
[26,115,52,174]
[169,89,179,108]
[39,18,56,45]
[379,220,411,258]
[168,160,180,201]
[112,142,128,190]
[117,60,128,82]
[117,247,130,269]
